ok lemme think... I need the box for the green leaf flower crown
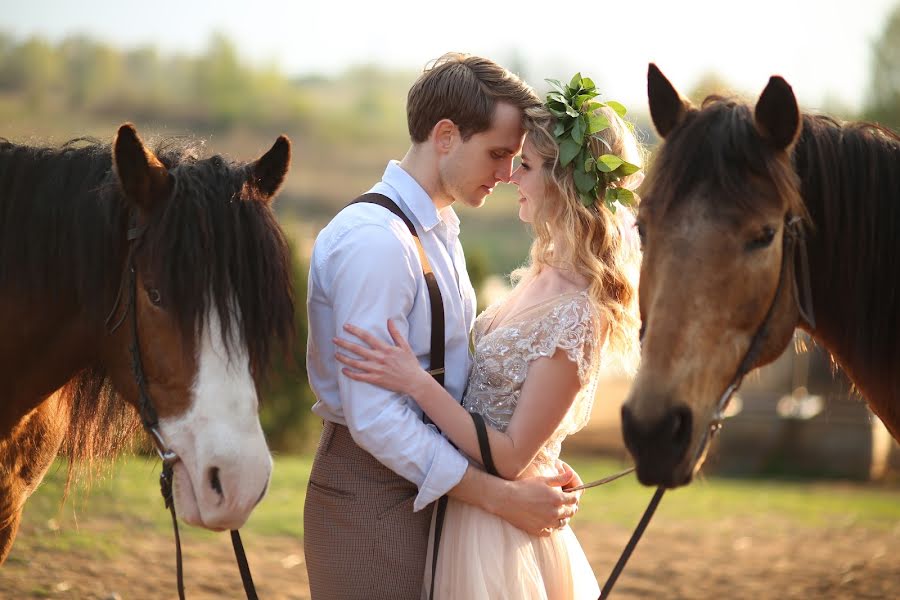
[545,73,640,212]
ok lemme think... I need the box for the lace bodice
[462,290,602,467]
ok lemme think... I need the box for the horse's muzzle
[621,403,694,487]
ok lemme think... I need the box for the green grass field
[13,452,899,561]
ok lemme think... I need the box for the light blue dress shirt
[307,161,476,511]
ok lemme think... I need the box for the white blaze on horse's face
[160,302,271,530]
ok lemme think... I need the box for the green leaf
[553,121,566,137]
[576,147,591,172]
[579,190,595,208]
[614,161,641,176]
[545,79,567,95]
[574,92,598,109]
[585,157,596,171]
[597,154,624,173]
[547,99,566,110]
[565,103,580,118]
[571,115,586,143]
[547,92,566,104]
[606,100,627,117]
[569,72,582,91]
[574,167,596,194]
[605,188,620,212]
[588,113,610,134]
[616,188,635,206]
[558,138,581,167]
[548,106,567,118]
[582,77,596,91]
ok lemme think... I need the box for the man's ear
[431,119,458,154]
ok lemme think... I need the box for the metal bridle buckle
[148,426,179,465]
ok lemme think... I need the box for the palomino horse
[0,124,294,562]
[622,65,900,488]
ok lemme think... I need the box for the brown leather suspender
[348,193,446,386]
[347,193,451,600]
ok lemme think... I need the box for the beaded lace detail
[462,291,602,466]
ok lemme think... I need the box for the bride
[334,76,643,599]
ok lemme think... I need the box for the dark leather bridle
[584,215,814,598]
[105,218,259,600]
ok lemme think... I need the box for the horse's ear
[113,123,172,212]
[251,135,291,200]
[754,76,801,151]
[648,63,689,138]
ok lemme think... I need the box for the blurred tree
[464,245,491,312]
[121,46,165,113]
[259,236,317,453]
[60,36,122,110]
[5,36,58,110]
[863,2,900,130]
[195,32,253,129]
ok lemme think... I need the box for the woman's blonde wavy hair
[510,104,643,373]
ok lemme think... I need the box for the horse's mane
[642,96,805,221]
[0,137,294,476]
[793,115,900,379]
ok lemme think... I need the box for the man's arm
[448,464,580,536]
[323,221,468,510]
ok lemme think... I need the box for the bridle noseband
[105,216,258,600]
[597,214,814,599]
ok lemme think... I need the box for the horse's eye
[634,221,646,247]
[746,226,776,251]
[146,287,162,306]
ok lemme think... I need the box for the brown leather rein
[574,215,814,598]
[105,219,258,600]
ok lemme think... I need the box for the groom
[304,53,581,599]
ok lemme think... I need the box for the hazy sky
[4,0,898,112]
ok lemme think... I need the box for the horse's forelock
[142,152,294,379]
[644,99,802,220]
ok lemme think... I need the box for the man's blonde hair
[407,52,540,143]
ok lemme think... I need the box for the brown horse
[622,65,900,488]
[0,124,294,562]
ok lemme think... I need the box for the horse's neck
[797,121,900,440]
[0,297,98,437]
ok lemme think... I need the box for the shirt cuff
[413,435,468,511]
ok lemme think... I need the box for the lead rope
[109,218,258,600]
[595,216,814,599]
[599,487,665,598]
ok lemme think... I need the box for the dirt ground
[2,513,898,599]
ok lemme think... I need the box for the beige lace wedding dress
[423,290,603,600]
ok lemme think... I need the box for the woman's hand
[334,319,429,395]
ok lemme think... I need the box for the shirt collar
[382,161,459,234]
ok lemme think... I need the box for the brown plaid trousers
[304,421,435,599]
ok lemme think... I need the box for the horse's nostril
[667,406,692,447]
[670,413,682,436]
[209,466,223,497]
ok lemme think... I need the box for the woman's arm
[335,320,583,480]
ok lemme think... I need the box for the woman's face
[509,136,545,224]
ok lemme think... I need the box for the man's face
[439,102,526,209]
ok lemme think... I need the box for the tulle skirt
[422,498,600,600]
